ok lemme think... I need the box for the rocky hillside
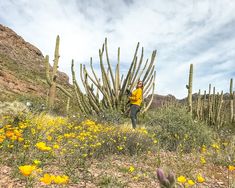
[0,24,71,104]
[146,94,177,109]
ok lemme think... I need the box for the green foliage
[94,109,128,125]
[143,105,215,152]
[96,173,127,188]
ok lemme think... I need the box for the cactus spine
[187,64,193,116]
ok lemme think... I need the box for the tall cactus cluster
[196,86,225,127]
[45,36,157,115]
[71,38,157,115]
[187,64,234,126]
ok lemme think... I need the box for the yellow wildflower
[35,142,52,151]
[177,176,186,183]
[0,135,5,143]
[19,165,36,176]
[200,156,206,164]
[117,146,123,151]
[47,135,52,141]
[211,143,220,150]
[5,131,14,138]
[228,165,235,171]
[53,144,60,149]
[54,175,69,184]
[129,166,135,173]
[197,174,205,183]
[33,160,41,166]
[40,173,53,185]
[18,137,24,142]
[201,145,207,153]
[187,179,195,186]
[153,139,158,144]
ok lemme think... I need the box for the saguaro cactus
[71,38,157,114]
[45,35,72,110]
[186,64,193,116]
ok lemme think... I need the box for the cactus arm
[141,72,156,113]
[143,74,154,98]
[120,42,139,98]
[80,64,99,114]
[45,55,52,86]
[105,38,116,91]
[143,64,155,91]
[71,60,87,114]
[130,47,144,90]
[115,47,120,95]
[52,35,60,82]
[90,57,101,87]
[136,58,149,84]
[55,84,72,98]
[142,50,157,83]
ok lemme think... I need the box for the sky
[0,0,234,99]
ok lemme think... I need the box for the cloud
[0,0,234,98]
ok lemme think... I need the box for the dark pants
[130,104,140,129]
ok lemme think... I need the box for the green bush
[143,105,215,152]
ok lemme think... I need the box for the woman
[129,81,143,129]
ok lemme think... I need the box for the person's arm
[129,89,141,101]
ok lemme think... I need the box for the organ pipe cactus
[196,89,201,120]
[45,35,72,110]
[230,78,234,122]
[208,84,212,123]
[72,38,157,114]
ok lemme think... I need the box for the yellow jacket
[129,88,143,106]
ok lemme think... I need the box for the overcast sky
[0,0,234,99]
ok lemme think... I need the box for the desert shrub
[143,105,215,152]
[94,109,128,125]
[0,101,29,117]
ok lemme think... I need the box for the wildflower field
[0,105,234,188]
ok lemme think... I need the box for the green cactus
[71,38,157,115]
[230,78,234,122]
[186,64,193,116]
[208,84,212,123]
[196,89,201,120]
[216,91,223,128]
[44,35,72,111]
